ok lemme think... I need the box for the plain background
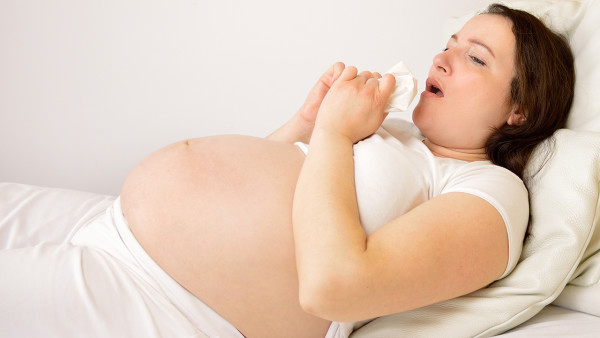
[1,0,494,195]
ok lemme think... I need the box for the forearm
[292,129,368,299]
[290,66,397,320]
[266,111,313,144]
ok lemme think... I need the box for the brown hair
[483,4,575,179]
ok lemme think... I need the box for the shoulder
[445,161,527,200]
[444,162,528,218]
[444,162,529,279]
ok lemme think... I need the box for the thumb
[378,73,396,99]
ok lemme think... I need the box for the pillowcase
[441,0,584,44]
[553,7,600,305]
[564,0,600,131]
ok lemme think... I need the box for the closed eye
[470,55,486,66]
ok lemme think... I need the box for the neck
[423,139,488,162]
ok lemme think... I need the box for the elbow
[297,268,362,322]
[298,280,339,321]
[298,279,329,317]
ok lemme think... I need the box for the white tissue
[384,61,418,113]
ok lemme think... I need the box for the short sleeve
[442,163,529,279]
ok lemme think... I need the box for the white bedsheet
[498,305,600,337]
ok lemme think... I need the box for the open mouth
[426,79,444,97]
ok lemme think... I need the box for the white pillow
[441,0,585,50]
[565,0,600,131]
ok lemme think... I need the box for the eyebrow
[450,34,495,58]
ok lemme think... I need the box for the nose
[432,50,450,75]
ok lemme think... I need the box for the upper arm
[315,192,510,322]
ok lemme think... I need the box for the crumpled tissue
[384,61,418,113]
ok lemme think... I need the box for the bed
[1,0,599,337]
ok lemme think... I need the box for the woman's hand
[266,62,346,144]
[314,66,396,144]
[298,62,347,127]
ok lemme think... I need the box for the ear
[507,105,527,126]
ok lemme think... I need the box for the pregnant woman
[120,4,574,337]
[0,4,574,338]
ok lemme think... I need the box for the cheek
[459,81,513,126]
[454,99,507,134]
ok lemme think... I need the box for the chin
[411,104,428,131]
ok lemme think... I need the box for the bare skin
[120,61,346,338]
[120,135,331,338]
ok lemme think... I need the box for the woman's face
[413,14,519,154]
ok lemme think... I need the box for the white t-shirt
[297,119,529,280]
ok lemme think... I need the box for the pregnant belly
[120,135,330,337]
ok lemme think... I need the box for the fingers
[331,62,345,83]
[365,76,380,90]
[358,70,373,79]
[336,66,395,99]
[351,69,385,85]
[378,73,396,98]
[321,62,345,88]
[357,70,381,78]
[338,65,358,81]
[361,71,382,91]
[336,65,384,81]
[358,71,383,84]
